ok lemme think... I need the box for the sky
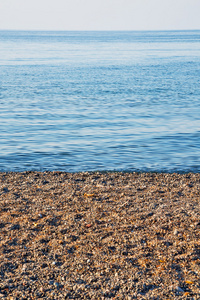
[0,0,200,31]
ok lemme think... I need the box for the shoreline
[1,169,200,174]
[0,171,200,299]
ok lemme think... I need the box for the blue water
[0,30,200,173]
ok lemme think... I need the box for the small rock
[174,229,178,235]
[22,264,26,271]
[10,224,20,230]
[177,286,184,293]
[2,187,9,193]
[85,224,92,228]
[54,282,59,288]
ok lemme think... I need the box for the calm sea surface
[0,30,200,172]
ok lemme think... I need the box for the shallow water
[0,30,200,172]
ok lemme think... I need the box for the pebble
[174,229,178,235]
[54,282,59,288]
[176,286,184,293]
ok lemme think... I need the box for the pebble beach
[0,171,200,299]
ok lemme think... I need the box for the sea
[0,30,200,173]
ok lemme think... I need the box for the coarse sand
[0,171,200,299]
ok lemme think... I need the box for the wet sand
[0,171,200,299]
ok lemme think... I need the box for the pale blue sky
[1,0,200,31]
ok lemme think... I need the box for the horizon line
[0,28,200,32]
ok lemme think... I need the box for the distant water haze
[0,30,200,172]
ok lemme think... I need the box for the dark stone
[42,180,49,185]
[108,246,116,252]
[71,235,79,241]
[0,222,5,229]
[74,214,83,221]
[2,187,9,193]
[67,247,75,254]
[10,224,20,230]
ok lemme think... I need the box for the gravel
[0,171,200,299]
